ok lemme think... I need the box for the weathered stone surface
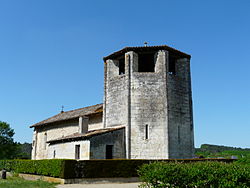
[90,129,125,159]
[48,140,90,160]
[103,49,194,159]
[32,116,103,160]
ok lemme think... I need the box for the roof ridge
[62,103,103,114]
[103,45,191,61]
[30,103,103,128]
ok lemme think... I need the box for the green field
[0,177,57,188]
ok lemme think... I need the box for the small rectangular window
[53,150,56,158]
[145,124,149,140]
[75,145,80,159]
[106,145,113,159]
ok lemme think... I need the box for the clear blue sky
[0,0,249,148]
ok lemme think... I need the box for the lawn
[0,176,57,188]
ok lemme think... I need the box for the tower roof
[103,45,191,61]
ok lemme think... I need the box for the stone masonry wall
[104,59,128,127]
[89,129,125,159]
[104,49,194,159]
[129,50,169,159]
[33,119,79,159]
[88,114,103,131]
[48,140,90,160]
[167,58,194,158]
[32,115,103,160]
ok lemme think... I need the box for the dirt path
[57,182,140,188]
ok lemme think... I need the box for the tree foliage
[0,121,19,159]
[195,144,250,159]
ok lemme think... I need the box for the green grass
[0,177,57,188]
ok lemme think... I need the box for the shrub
[0,159,238,180]
[0,159,74,178]
[138,162,250,188]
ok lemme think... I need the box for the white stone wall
[31,129,37,159]
[167,58,195,158]
[88,114,103,131]
[104,49,194,159]
[90,129,125,159]
[32,115,104,160]
[32,119,79,159]
[104,59,128,127]
[48,140,90,160]
[129,51,169,159]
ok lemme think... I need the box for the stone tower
[103,45,194,159]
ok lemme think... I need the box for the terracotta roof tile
[30,103,103,128]
[47,125,125,144]
[103,45,191,61]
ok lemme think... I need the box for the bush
[0,159,74,178]
[72,159,150,178]
[0,159,148,179]
[0,159,238,180]
[138,162,250,188]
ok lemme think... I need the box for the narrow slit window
[53,150,56,158]
[145,124,149,140]
[75,145,80,160]
[119,57,125,75]
[44,133,47,149]
[138,53,155,72]
[178,126,181,144]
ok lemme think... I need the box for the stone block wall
[89,128,125,159]
[48,140,90,160]
[88,114,103,131]
[129,51,169,159]
[32,115,104,160]
[104,49,194,159]
[103,60,128,127]
[167,58,194,158]
[32,119,79,159]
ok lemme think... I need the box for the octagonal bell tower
[103,45,194,159]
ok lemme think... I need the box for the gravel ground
[57,182,140,188]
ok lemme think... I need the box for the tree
[15,142,32,159]
[0,121,19,159]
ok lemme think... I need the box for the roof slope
[47,126,125,144]
[103,45,191,61]
[30,103,103,128]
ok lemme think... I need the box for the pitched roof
[47,125,125,144]
[30,103,103,128]
[103,45,191,61]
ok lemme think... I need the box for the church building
[30,45,195,160]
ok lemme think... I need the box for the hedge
[0,159,147,179]
[138,161,250,188]
[0,159,236,179]
[0,159,72,178]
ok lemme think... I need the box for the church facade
[31,45,194,160]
